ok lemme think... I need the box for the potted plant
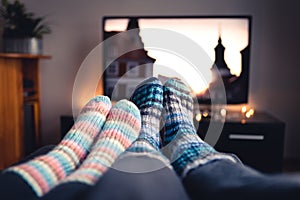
[0,0,51,54]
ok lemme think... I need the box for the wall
[19,0,300,160]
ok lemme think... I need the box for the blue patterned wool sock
[58,99,141,185]
[123,77,170,164]
[5,96,112,197]
[163,78,194,145]
[162,78,237,178]
[129,77,163,151]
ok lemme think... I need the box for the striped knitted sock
[5,96,111,197]
[59,99,141,185]
[162,79,237,178]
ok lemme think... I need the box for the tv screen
[102,15,251,104]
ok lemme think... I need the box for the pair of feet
[126,77,236,177]
[129,77,194,150]
[6,96,142,197]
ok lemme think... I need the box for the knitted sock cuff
[180,152,240,178]
[164,133,239,178]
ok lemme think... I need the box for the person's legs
[83,155,189,200]
[183,159,300,200]
[162,78,300,200]
[41,99,141,200]
[0,96,111,200]
[83,77,189,200]
[12,145,55,166]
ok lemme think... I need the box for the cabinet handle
[229,134,264,141]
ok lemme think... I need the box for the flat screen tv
[102,15,252,104]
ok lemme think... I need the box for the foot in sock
[128,77,164,152]
[163,78,194,145]
[4,96,112,197]
[162,78,237,178]
[58,99,141,185]
[120,77,170,166]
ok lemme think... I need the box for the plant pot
[3,37,43,54]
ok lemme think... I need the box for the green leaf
[0,0,51,38]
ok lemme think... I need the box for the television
[102,15,252,105]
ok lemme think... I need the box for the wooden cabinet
[0,53,51,170]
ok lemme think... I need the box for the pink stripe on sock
[82,173,100,184]
[70,120,101,136]
[93,146,118,161]
[20,164,50,193]
[59,139,88,159]
[99,129,135,147]
[94,101,111,112]
[63,160,108,184]
[79,163,108,183]
[38,155,66,179]
[85,162,107,173]
[107,111,140,130]
[81,101,110,113]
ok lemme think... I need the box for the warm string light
[241,105,247,113]
[202,111,209,118]
[241,106,255,119]
[195,113,202,121]
[194,106,255,123]
[195,108,227,122]
[195,110,209,122]
[220,108,227,117]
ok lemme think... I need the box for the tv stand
[196,111,285,173]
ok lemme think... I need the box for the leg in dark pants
[183,159,300,200]
[83,155,190,200]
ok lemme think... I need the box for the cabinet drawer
[197,119,285,173]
